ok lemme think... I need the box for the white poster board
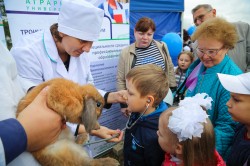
[4,0,129,157]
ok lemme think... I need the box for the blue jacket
[123,101,167,166]
[0,119,27,164]
[185,56,242,159]
[227,124,250,166]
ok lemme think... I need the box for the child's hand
[90,126,124,143]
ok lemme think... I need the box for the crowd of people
[0,0,250,166]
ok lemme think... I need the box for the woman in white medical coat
[11,0,124,142]
[12,24,94,90]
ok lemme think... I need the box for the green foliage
[0,0,12,50]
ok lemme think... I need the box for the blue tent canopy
[130,0,184,12]
[130,0,184,43]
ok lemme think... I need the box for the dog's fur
[17,78,119,166]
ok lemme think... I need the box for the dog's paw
[93,157,120,166]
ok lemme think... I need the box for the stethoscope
[43,32,57,63]
[124,104,149,130]
[83,104,149,146]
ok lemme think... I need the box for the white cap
[58,0,104,41]
[218,73,250,94]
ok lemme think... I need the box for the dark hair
[183,29,190,42]
[50,23,62,42]
[135,17,156,32]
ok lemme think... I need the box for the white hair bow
[179,93,213,110]
[168,93,212,142]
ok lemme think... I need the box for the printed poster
[4,0,129,157]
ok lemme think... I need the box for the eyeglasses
[196,47,223,57]
[194,10,212,24]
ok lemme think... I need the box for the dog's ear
[82,98,100,133]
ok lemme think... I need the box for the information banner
[4,0,129,157]
[87,40,129,157]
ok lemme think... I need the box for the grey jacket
[229,21,250,72]
[116,40,177,91]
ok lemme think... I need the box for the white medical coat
[11,29,94,91]
[11,29,105,134]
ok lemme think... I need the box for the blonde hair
[161,108,216,166]
[191,17,238,49]
[176,51,194,74]
[126,64,169,107]
[177,51,194,61]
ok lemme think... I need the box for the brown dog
[17,78,119,166]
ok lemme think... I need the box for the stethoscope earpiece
[125,104,149,130]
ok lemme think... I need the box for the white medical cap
[58,0,104,41]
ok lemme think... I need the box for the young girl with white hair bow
[157,93,226,166]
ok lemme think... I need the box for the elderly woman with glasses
[178,17,242,160]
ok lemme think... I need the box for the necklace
[125,104,149,130]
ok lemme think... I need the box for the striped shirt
[175,67,186,88]
[134,41,165,70]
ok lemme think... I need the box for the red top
[162,150,226,166]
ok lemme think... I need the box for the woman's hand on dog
[17,86,65,152]
[91,126,124,142]
[107,90,127,104]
